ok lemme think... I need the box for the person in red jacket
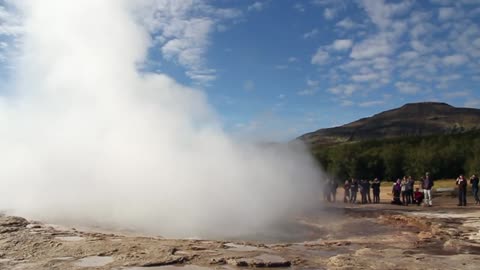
[414,188,424,206]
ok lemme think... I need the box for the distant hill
[299,102,480,147]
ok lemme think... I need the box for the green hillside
[312,131,480,181]
[299,102,480,181]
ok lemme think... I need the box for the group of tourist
[391,173,433,206]
[322,172,480,207]
[322,179,339,202]
[341,178,381,204]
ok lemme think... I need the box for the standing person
[456,175,467,206]
[366,179,372,203]
[343,179,351,203]
[360,179,367,204]
[391,179,402,205]
[401,177,408,206]
[422,172,434,207]
[350,178,358,204]
[323,180,331,202]
[365,179,370,204]
[330,180,339,203]
[407,176,415,204]
[470,174,479,205]
[371,178,381,203]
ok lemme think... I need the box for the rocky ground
[1,195,480,270]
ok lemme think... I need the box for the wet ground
[1,198,480,270]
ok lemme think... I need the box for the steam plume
[0,0,323,238]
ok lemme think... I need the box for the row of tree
[312,131,480,182]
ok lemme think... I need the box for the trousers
[423,189,432,206]
[458,188,467,206]
[473,186,479,203]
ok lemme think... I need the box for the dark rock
[227,255,291,268]
[26,224,42,229]
[140,256,189,267]
[227,258,248,267]
[0,216,29,228]
[210,258,226,265]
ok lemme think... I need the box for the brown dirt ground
[1,190,479,270]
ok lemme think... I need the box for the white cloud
[473,38,480,48]
[186,70,216,83]
[328,84,357,96]
[359,100,385,107]
[438,7,456,20]
[323,8,336,20]
[461,0,480,5]
[248,2,266,12]
[293,3,305,12]
[350,34,393,59]
[409,11,432,24]
[288,57,298,62]
[442,54,468,66]
[371,57,391,70]
[322,0,478,102]
[160,17,213,70]
[430,0,452,5]
[0,5,23,36]
[311,49,329,65]
[352,72,378,82]
[303,29,319,39]
[395,81,422,94]
[0,4,23,65]
[298,79,320,96]
[410,40,430,54]
[399,50,419,61]
[336,18,356,29]
[444,90,470,98]
[410,22,434,39]
[274,57,297,70]
[441,74,463,82]
[359,0,413,29]
[138,0,242,84]
[332,39,353,51]
[307,79,319,87]
[312,0,337,5]
[348,0,408,89]
[297,89,316,96]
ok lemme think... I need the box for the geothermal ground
[1,193,480,270]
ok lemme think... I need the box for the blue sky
[1,0,480,141]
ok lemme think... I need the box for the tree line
[312,131,480,182]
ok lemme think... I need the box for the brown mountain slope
[299,102,480,146]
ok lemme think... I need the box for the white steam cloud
[0,0,323,238]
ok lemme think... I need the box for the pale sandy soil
[1,193,479,270]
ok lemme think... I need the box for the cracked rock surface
[1,202,479,270]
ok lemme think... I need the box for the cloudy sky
[1,0,480,141]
